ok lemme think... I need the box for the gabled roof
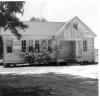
[1,21,65,36]
[70,16,96,36]
[1,16,96,38]
[55,16,96,40]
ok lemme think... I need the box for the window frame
[83,40,87,52]
[28,40,33,52]
[7,39,13,53]
[22,40,26,52]
[35,40,40,52]
[73,23,78,30]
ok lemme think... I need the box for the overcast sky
[18,0,98,48]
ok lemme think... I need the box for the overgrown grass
[0,73,98,96]
[0,86,59,96]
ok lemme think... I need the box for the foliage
[30,17,47,22]
[34,49,51,64]
[0,1,28,39]
[21,51,35,64]
[21,49,51,65]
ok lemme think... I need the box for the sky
[17,0,98,48]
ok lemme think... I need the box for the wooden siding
[55,25,83,41]
[69,17,96,37]
[75,38,95,62]
[82,38,95,62]
[3,38,24,63]
[76,40,82,58]
[3,36,51,64]
[63,26,83,40]
[3,36,95,63]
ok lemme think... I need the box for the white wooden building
[1,16,96,66]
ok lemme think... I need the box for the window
[28,40,33,52]
[48,40,52,52]
[83,40,87,52]
[73,23,78,30]
[22,40,26,52]
[35,40,39,52]
[41,40,47,49]
[7,40,13,53]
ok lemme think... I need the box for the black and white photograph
[0,0,98,96]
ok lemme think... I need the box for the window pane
[29,47,33,52]
[7,40,13,53]
[83,40,87,52]
[29,40,33,46]
[73,24,78,30]
[29,40,33,52]
[22,40,26,52]
[35,40,39,52]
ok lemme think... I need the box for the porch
[54,40,82,63]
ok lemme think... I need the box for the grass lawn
[0,73,98,96]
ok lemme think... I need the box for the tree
[30,17,36,21]
[0,1,28,39]
[0,1,28,58]
[30,17,47,22]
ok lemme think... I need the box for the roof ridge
[23,21,65,23]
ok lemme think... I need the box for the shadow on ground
[0,73,98,96]
[3,62,98,68]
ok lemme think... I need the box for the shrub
[21,51,35,64]
[21,49,51,65]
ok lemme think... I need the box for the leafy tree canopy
[0,1,28,39]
